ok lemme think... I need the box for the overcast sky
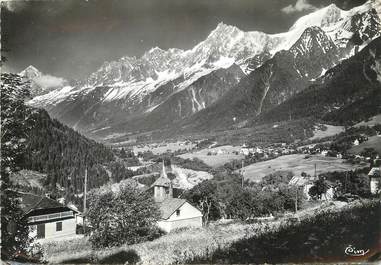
[1,0,367,80]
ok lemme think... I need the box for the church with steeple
[149,161,203,233]
[152,161,174,202]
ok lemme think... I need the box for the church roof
[151,161,175,188]
[156,198,187,219]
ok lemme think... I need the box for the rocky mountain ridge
[26,1,380,139]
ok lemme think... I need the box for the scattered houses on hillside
[148,162,203,233]
[18,192,79,241]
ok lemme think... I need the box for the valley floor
[240,154,367,182]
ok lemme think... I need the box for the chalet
[150,162,202,233]
[368,167,381,194]
[18,192,78,241]
[289,175,315,200]
[289,175,334,201]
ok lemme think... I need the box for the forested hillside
[2,73,134,201]
[257,37,381,126]
[24,108,129,194]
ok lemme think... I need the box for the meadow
[354,114,381,127]
[39,200,378,265]
[309,124,345,140]
[133,141,196,155]
[240,154,367,182]
[10,170,46,190]
[178,145,244,167]
[349,135,381,154]
[171,165,213,189]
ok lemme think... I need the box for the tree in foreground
[309,178,329,200]
[183,180,221,225]
[226,188,259,221]
[1,73,31,259]
[86,184,162,248]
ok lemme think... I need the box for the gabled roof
[18,192,67,214]
[157,198,187,219]
[368,167,381,177]
[289,176,314,186]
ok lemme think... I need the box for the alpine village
[1,0,381,264]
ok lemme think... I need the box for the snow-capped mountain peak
[20,65,67,97]
[77,1,379,91]
[290,4,342,31]
[19,65,42,79]
[208,22,240,37]
[28,1,381,137]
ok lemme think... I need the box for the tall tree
[86,184,161,248]
[1,73,31,259]
[183,180,221,225]
[309,178,329,200]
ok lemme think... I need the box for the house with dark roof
[19,192,78,240]
[150,162,202,233]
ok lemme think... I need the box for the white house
[150,162,203,233]
[241,148,250,156]
[289,175,334,201]
[368,167,381,194]
[19,192,78,241]
[289,175,315,200]
[156,198,203,233]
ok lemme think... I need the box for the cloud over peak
[33,74,66,89]
[282,0,318,14]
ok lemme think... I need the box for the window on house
[56,221,62,231]
[37,224,45,239]
[176,209,180,216]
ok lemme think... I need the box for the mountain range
[256,36,381,126]
[26,1,381,141]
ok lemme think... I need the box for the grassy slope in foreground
[192,199,380,264]
[42,199,380,264]
[241,154,367,182]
